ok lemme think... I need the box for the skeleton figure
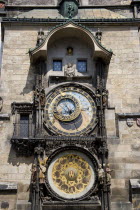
[98,164,105,184]
[65,63,75,77]
[102,90,108,107]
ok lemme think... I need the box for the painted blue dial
[57,98,76,116]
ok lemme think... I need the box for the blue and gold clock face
[45,86,96,136]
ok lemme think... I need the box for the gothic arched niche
[46,26,95,78]
[30,21,112,90]
[30,21,112,64]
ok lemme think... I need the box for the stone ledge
[117,112,140,118]
[0,114,10,121]
[0,182,17,191]
[42,203,101,210]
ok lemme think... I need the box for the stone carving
[64,63,75,77]
[102,89,108,107]
[96,28,102,43]
[98,164,105,184]
[126,118,134,127]
[31,164,37,183]
[11,102,33,114]
[34,88,45,107]
[0,97,3,112]
[67,3,75,18]
[37,28,45,46]
[34,74,46,107]
[105,164,113,185]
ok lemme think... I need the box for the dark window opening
[20,114,29,138]
[53,60,62,71]
[77,60,87,73]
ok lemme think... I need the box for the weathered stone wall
[89,0,131,6]
[0,26,38,209]
[102,26,140,113]
[1,26,39,112]
[102,26,140,203]
[110,8,133,18]
[7,0,131,6]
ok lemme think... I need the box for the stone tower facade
[0,0,140,210]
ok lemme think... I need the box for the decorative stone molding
[116,112,140,128]
[11,102,33,114]
[0,114,10,120]
[117,112,140,118]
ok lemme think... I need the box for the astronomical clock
[40,84,101,206]
[44,85,97,136]
[11,68,109,209]
[11,17,110,210]
[16,72,109,210]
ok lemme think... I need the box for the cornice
[2,17,139,24]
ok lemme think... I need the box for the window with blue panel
[77,60,87,73]
[20,114,29,138]
[53,60,62,71]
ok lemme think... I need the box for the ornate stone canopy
[29,21,112,64]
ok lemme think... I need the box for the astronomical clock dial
[47,150,97,200]
[45,86,96,136]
